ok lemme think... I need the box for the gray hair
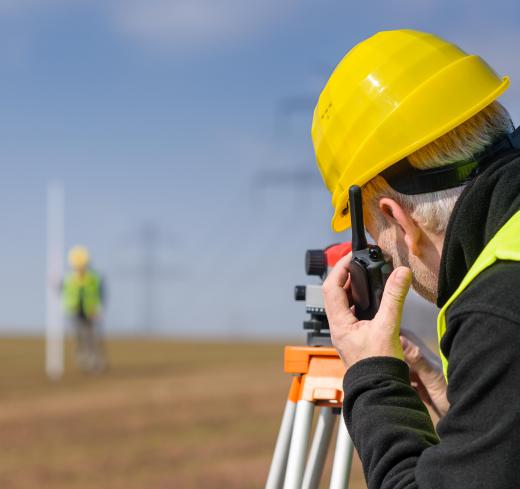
[363,101,513,234]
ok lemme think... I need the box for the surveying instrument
[265,186,392,489]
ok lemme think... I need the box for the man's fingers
[324,253,352,288]
[400,335,424,367]
[375,266,412,328]
[400,328,443,372]
[322,252,357,326]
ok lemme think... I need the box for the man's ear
[379,197,422,256]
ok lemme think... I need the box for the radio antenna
[349,185,368,251]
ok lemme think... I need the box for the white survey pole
[45,182,65,380]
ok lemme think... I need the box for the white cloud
[110,0,298,51]
[0,0,298,51]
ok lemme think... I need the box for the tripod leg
[301,406,335,489]
[329,412,354,489]
[265,379,300,489]
[283,400,314,489]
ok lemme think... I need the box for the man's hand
[323,253,412,370]
[400,329,449,418]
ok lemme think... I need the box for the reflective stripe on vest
[437,209,520,382]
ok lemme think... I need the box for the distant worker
[62,245,107,373]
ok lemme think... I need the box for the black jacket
[343,151,520,489]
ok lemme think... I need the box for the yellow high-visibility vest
[437,210,520,381]
[62,270,102,318]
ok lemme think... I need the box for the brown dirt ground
[0,337,367,489]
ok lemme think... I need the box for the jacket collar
[437,150,520,308]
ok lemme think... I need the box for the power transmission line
[116,221,184,335]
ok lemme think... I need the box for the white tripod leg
[265,399,298,489]
[329,413,354,489]
[283,400,315,489]
[302,406,335,489]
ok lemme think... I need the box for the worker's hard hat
[311,29,510,232]
[68,245,90,269]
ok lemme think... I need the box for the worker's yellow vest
[437,210,520,382]
[62,270,102,317]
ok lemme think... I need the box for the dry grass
[0,337,366,489]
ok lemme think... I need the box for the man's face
[364,211,440,304]
[75,265,88,276]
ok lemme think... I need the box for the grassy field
[0,337,366,489]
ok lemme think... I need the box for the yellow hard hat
[311,29,510,232]
[68,245,90,269]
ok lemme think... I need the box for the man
[313,30,520,487]
[62,245,107,373]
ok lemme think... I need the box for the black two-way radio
[348,185,393,320]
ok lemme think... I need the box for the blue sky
[0,0,519,339]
